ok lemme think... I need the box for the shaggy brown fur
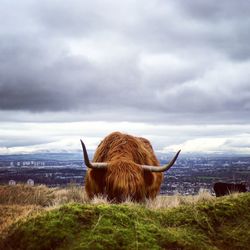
[85,132,164,202]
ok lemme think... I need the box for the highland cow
[81,132,181,202]
[213,182,247,197]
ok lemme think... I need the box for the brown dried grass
[52,184,88,205]
[0,204,42,239]
[145,188,215,209]
[0,184,55,206]
[0,184,215,208]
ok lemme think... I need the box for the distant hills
[0,151,249,162]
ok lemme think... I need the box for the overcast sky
[0,0,250,155]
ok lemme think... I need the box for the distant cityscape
[0,153,249,195]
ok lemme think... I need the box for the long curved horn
[80,140,108,169]
[142,150,181,172]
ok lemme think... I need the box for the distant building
[9,180,16,185]
[27,179,34,186]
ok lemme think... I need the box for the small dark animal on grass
[80,131,181,202]
[213,182,247,197]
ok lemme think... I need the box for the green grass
[1,192,250,250]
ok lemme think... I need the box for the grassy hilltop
[0,185,249,250]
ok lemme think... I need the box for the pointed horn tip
[80,139,86,148]
[141,149,181,172]
[174,149,181,161]
[172,149,181,159]
[175,149,181,156]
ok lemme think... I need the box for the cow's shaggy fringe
[93,132,159,165]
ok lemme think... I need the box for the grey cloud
[175,0,250,60]
[133,1,250,60]
[33,1,105,37]
[177,1,250,20]
[0,137,53,148]
[1,0,250,125]
[0,38,139,112]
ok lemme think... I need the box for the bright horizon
[1,121,250,155]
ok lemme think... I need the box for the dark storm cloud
[0,36,75,111]
[133,1,250,60]
[175,0,250,60]
[0,0,250,124]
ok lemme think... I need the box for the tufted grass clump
[1,192,250,250]
[0,184,55,207]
